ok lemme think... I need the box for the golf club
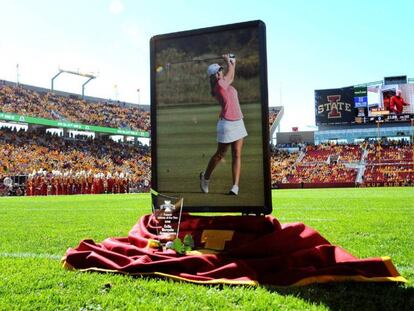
[156,54,236,72]
[169,53,235,65]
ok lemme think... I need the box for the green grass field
[0,188,413,310]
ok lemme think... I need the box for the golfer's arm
[224,61,235,84]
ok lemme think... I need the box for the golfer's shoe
[228,185,239,196]
[200,172,209,193]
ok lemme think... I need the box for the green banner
[353,86,367,97]
[0,112,149,137]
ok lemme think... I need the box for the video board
[315,83,414,126]
[150,21,272,214]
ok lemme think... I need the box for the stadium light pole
[51,69,97,98]
[137,88,141,107]
[16,64,20,85]
[376,120,380,140]
[279,82,283,107]
[51,71,62,91]
[376,118,382,165]
[82,77,95,98]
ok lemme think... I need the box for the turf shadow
[265,282,414,311]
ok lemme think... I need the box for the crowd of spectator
[1,82,412,194]
[1,132,412,195]
[271,140,412,187]
[302,143,363,163]
[272,145,359,186]
[366,141,413,163]
[362,140,413,186]
[0,128,150,195]
[363,164,413,186]
[286,164,358,184]
[270,149,299,187]
[0,84,150,132]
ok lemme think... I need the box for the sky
[1,0,414,131]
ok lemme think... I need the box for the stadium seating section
[269,109,278,127]
[1,129,412,195]
[363,142,413,186]
[302,144,362,163]
[0,84,150,131]
[0,128,150,195]
[0,82,412,195]
[272,141,413,188]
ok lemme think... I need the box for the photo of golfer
[200,54,248,196]
[152,21,271,211]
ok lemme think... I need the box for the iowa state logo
[317,95,352,119]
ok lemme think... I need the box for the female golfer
[200,54,247,195]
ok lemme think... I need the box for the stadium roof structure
[353,75,414,88]
[51,68,97,98]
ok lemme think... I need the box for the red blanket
[63,214,406,286]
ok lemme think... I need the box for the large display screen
[315,87,355,125]
[315,83,414,125]
[150,21,271,214]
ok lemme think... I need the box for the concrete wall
[276,131,315,145]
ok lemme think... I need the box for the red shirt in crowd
[390,95,408,114]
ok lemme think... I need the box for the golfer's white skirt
[217,118,248,143]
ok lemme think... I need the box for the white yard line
[278,217,338,222]
[0,252,62,260]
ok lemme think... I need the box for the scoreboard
[315,82,414,126]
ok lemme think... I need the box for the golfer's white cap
[207,63,222,76]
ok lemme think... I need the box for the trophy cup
[151,189,183,243]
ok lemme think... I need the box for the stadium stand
[0,80,412,195]
[363,140,413,186]
[272,140,413,189]
[283,143,360,188]
[363,164,413,186]
[270,148,299,187]
[0,127,150,196]
[2,130,410,195]
[366,142,412,163]
[269,106,284,145]
[302,144,363,163]
[287,164,358,184]
[0,84,150,132]
[269,109,278,127]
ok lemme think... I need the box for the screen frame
[150,20,272,215]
